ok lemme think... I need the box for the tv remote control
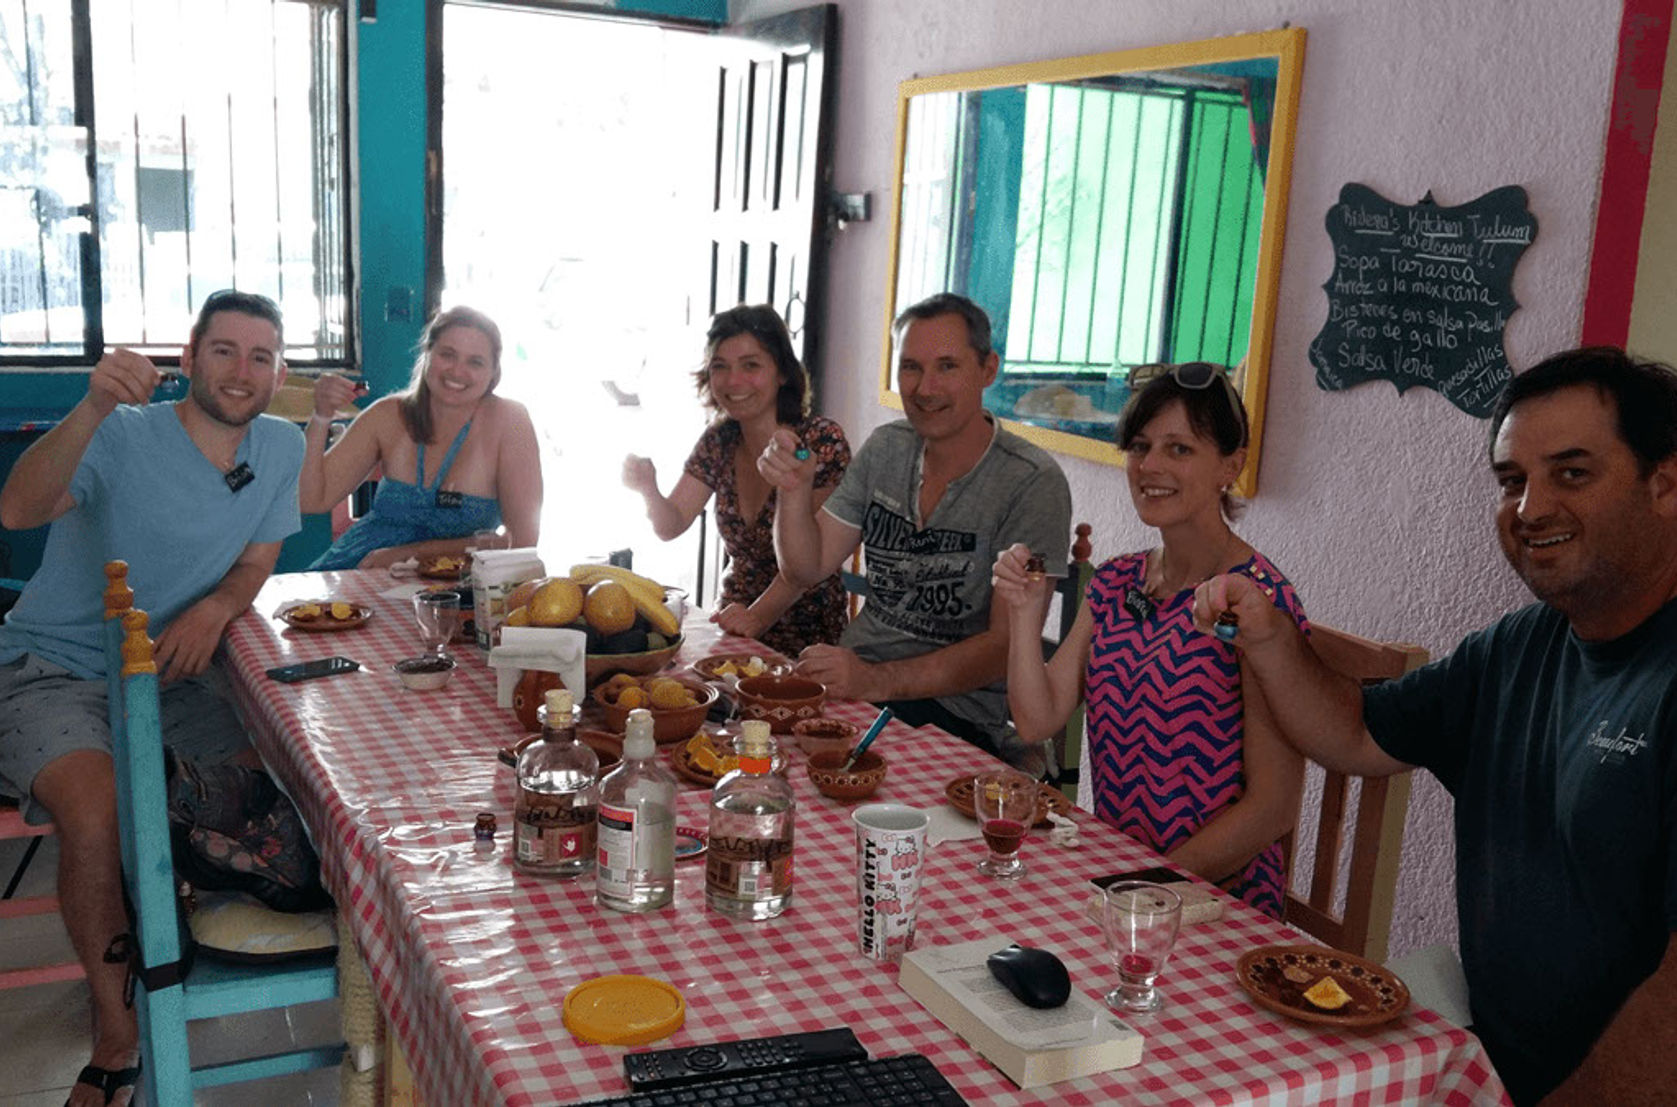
[623,1027,868,1091]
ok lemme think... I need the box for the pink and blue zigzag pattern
[1084,551,1307,919]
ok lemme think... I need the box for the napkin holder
[488,626,586,709]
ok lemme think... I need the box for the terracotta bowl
[805,749,887,803]
[791,717,858,760]
[584,637,683,685]
[592,675,718,744]
[735,674,826,734]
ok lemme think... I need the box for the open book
[899,939,1143,1088]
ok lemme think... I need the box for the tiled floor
[1,835,342,1105]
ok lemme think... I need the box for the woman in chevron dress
[995,363,1307,917]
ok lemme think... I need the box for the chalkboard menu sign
[1308,184,1535,417]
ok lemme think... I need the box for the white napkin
[926,804,984,847]
[487,626,587,709]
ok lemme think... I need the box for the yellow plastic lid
[563,974,686,1046]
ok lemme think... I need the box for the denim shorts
[0,653,250,824]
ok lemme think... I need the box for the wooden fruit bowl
[584,637,682,685]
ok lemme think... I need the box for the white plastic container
[471,547,545,649]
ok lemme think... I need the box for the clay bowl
[592,675,718,744]
[805,749,887,803]
[735,674,826,734]
[584,637,683,685]
[392,656,454,691]
[791,717,859,760]
[500,728,623,773]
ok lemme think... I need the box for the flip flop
[70,1062,141,1105]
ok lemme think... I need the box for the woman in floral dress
[623,305,849,656]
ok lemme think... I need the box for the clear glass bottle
[514,689,598,878]
[706,719,794,919]
[596,708,677,912]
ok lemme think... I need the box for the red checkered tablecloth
[222,570,1509,1106]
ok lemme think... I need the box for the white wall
[735,0,1624,955]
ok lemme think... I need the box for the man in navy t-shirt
[0,290,302,1107]
[1193,346,1677,1105]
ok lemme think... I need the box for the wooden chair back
[102,561,344,1103]
[1049,523,1094,799]
[1283,623,1428,963]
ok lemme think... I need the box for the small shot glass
[1213,611,1240,642]
[1024,553,1047,583]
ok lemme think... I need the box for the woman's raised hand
[756,427,813,491]
[312,372,360,418]
[621,454,658,494]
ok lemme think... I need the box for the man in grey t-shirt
[760,294,1071,768]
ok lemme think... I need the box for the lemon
[583,581,636,635]
[648,679,695,710]
[330,602,354,620]
[529,578,585,627]
[1303,976,1352,1010]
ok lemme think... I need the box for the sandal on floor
[70,1062,141,1105]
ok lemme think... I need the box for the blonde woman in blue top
[302,306,542,568]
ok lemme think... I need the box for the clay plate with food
[943,774,1074,829]
[668,731,787,788]
[690,652,788,684]
[418,555,468,581]
[1235,945,1410,1029]
[498,729,624,774]
[280,601,372,632]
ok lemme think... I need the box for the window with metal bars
[0,0,351,367]
[1006,82,1263,376]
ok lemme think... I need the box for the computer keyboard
[577,1052,968,1105]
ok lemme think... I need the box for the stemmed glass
[413,590,462,659]
[1101,880,1183,1014]
[972,769,1037,879]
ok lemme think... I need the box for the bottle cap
[544,688,574,716]
[623,708,656,758]
[563,974,685,1045]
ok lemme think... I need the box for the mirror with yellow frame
[880,28,1304,495]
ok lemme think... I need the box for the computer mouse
[987,943,1071,1009]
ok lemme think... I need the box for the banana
[570,564,680,636]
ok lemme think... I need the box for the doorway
[435,4,713,591]
[433,2,837,602]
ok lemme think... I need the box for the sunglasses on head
[1125,361,1248,436]
[1126,361,1233,391]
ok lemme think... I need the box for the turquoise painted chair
[102,562,344,1104]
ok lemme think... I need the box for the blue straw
[842,706,894,771]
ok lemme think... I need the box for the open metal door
[707,3,836,365]
[697,3,837,606]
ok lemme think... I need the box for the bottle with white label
[596,707,677,912]
[514,688,598,878]
[705,719,794,919]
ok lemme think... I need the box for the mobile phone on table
[1087,865,1223,926]
[1090,866,1189,890]
[266,656,360,683]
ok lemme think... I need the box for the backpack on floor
[162,749,332,913]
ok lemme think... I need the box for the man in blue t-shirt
[1194,347,1677,1105]
[0,290,302,1107]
